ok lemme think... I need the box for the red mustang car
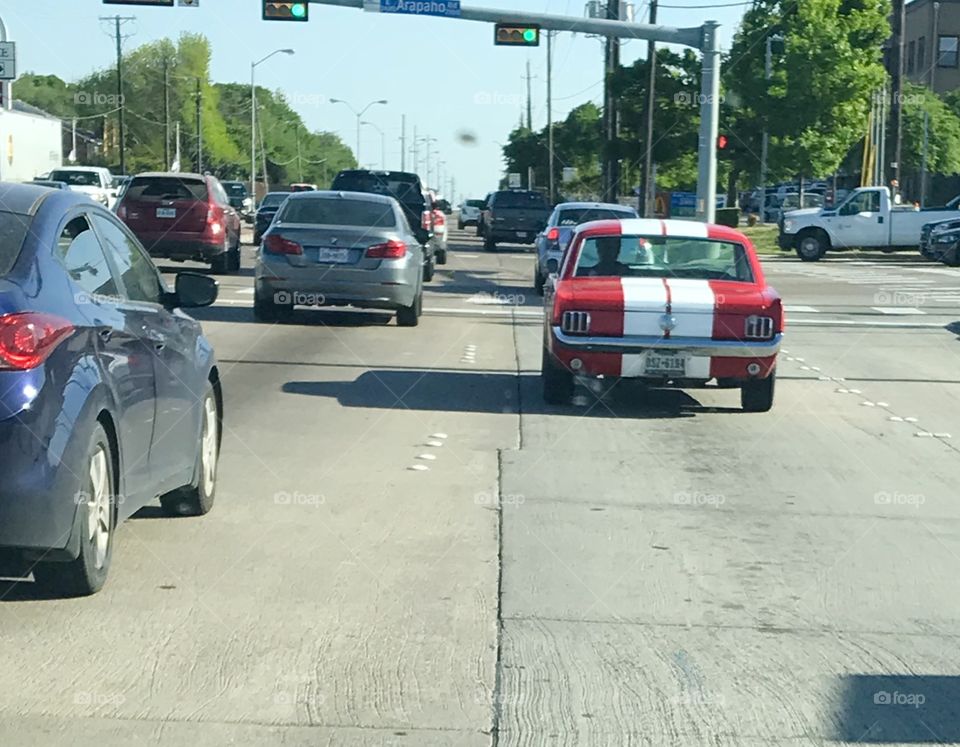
[542,219,783,411]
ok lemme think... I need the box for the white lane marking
[916,432,934,438]
[426,441,444,447]
[889,416,904,422]
[876,402,890,407]
[787,318,946,327]
[407,465,429,471]
[417,454,437,461]
[424,307,544,318]
[871,306,927,315]
[904,417,918,423]
[861,402,875,407]
[935,433,953,438]
[431,433,448,439]
[454,254,480,258]
[786,305,820,313]
[235,288,255,295]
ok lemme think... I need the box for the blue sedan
[0,183,222,596]
[533,202,639,294]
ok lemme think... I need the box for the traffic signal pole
[307,0,720,222]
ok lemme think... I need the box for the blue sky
[7,0,749,201]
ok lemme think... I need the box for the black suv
[330,170,438,281]
[480,190,551,251]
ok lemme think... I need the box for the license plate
[644,353,687,376]
[517,231,529,238]
[317,247,350,263]
[156,208,176,219]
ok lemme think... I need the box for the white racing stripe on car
[665,279,716,338]
[618,218,665,237]
[620,278,668,336]
[661,220,709,238]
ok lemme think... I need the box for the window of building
[908,40,916,73]
[938,35,959,68]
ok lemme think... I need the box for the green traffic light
[523,29,537,43]
[291,3,306,17]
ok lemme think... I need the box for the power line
[658,1,751,6]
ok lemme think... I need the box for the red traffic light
[717,135,728,149]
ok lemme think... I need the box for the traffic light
[494,25,541,47]
[717,135,728,150]
[263,1,309,21]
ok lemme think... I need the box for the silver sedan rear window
[280,198,397,228]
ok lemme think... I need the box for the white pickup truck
[777,186,960,261]
[47,166,118,210]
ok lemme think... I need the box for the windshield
[49,170,102,187]
[465,199,484,208]
[557,207,636,226]
[123,177,207,202]
[494,191,547,209]
[573,235,754,282]
[223,183,247,196]
[259,193,290,208]
[278,197,396,227]
[332,173,424,206]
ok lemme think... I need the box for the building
[0,101,63,182]
[904,0,960,95]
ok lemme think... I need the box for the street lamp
[361,121,386,170]
[330,98,388,166]
[251,48,294,208]
[417,135,437,186]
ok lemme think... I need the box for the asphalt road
[1,222,959,746]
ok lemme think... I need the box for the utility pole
[401,114,406,170]
[759,34,782,224]
[195,78,203,173]
[525,60,533,130]
[547,30,555,204]
[412,125,419,173]
[100,15,135,174]
[296,124,303,181]
[921,110,929,206]
[603,0,621,201]
[642,0,658,217]
[163,57,170,170]
[890,0,905,187]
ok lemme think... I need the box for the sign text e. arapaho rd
[363,0,461,18]
[0,42,15,82]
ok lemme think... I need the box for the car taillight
[421,211,432,230]
[206,208,223,236]
[366,240,407,259]
[744,315,775,340]
[561,311,591,335]
[263,234,303,255]
[0,313,75,371]
[547,227,560,242]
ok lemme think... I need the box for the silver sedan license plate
[644,352,687,376]
[317,247,350,263]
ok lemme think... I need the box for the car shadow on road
[189,306,394,327]
[282,370,739,418]
[833,674,960,743]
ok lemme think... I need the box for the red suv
[116,172,242,273]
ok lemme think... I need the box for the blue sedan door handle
[98,328,113,343]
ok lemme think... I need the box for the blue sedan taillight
[0,313,75,371]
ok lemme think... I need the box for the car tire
[253,290,292,322]
[796,231,827,262]
[423,256,435,283]
[436,248,447,265]
[210,246,230,274]
[741,371,776,412]
[397,289,423,327]
[160,382,219,517]
[484,234,497,252]
[458,220,464,230]
[227,240,241,272]
[32,424,115,597]
[534,267,545,296]
[542,347,574,405]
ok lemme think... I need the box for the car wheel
[32,424,115,597]
[160,382,219,516]
[741,371,776,412]
[796,232,826,262]
[423,256,435,283]
[253,290,292,322]
[457,220,464,230]
[397,288,423,327]
[210,245,230,274]
[484,234,497,252]
[228,242,241,272]
[534,267,545,296]
[542,347,573,405]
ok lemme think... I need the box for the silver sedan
[254,191,425,326]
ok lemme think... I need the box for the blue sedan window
[54,217,119,299]
[0,211,30,277]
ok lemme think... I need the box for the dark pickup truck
[481,189,551,251]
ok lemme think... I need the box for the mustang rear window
[279,198,397,228]
[574,235,754,282]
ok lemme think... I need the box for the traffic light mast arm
[310,0,704,47]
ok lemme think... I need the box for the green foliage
[904,83,960,175]
[14,34,355,182]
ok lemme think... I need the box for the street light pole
[251,49,295,208]
[759,33,782,224]
[361,120,387,169]
[330,98,388,166]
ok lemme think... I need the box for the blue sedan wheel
[160,383,220,517]
[33,424,115,597]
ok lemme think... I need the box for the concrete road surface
[2,222,959,746]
